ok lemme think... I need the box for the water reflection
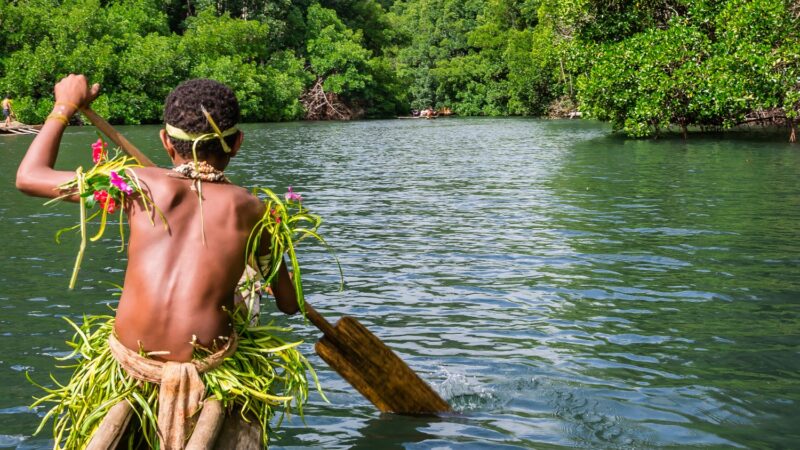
[540,132,800,448]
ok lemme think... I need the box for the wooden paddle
[80,108,451,414]
[305,304,450,413]
[80,108,155,167]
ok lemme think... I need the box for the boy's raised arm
[272,259,301,315]
[16,74,100,199]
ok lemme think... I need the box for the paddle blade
[315,316,451,414]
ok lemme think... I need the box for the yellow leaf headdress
[165,105,239,160]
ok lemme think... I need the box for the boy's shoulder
[130,166,262,208]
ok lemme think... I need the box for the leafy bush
[578,0,799,137]
[0,0,795,129]
[306,4,373,96]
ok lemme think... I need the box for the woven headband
[165,105,239,154]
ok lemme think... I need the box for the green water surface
[0,119,798,449]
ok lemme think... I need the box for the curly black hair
[163,79,241,159]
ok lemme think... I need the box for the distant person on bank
[2,96,13,127]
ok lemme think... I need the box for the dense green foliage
[0,0,797,136]
[389,0,799,136]
[0,0,390,123]
[577,0,800,137]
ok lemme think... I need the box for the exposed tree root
[301,78,354,120]
[735,108,799,143]
[547,96,579,119]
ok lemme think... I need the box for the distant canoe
[397,115,453,119]
[1,122,42,135]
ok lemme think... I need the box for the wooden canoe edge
[86,400,133,450]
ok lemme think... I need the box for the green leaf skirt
[29,312,319,449]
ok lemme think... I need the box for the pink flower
[93,190,117,213]
[109,171,133,195]
[91,139,107,164]
[285,186,302,203]
[94,190,108,203]
[105,197,117,214]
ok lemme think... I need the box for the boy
[16,74,302,448]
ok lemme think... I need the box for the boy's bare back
[115,166,264,361]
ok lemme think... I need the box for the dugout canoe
[0,122,41,135]
[87,400,262,450]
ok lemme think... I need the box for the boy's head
[163,79,241,160]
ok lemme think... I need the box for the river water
[0,118,798,449]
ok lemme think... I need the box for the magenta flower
[285,186,303,203]
[109,171,133,195]
[91,138,107,163]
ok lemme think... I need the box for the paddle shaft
[81,108,156,167]
[304,304,337,336]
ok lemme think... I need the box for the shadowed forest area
[0,0,798,138]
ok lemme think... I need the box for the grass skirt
[29,312,318,449]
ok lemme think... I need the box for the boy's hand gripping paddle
[81,108,452,414]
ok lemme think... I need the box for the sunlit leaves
[578,0,800,137]
[306,4,373,95]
